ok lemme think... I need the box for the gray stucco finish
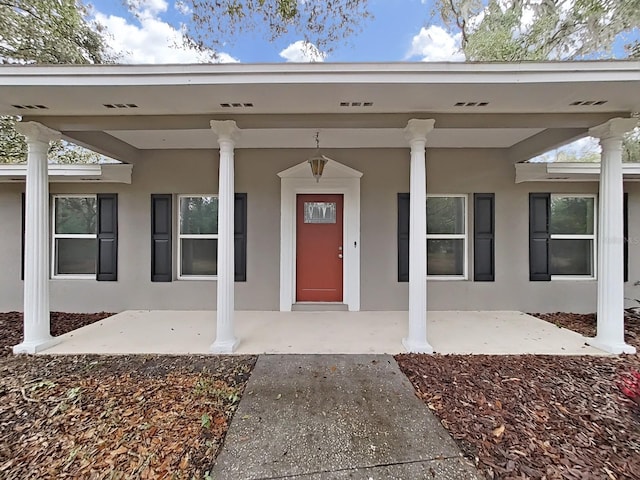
[1,147,640,312]
[209,354,482,480]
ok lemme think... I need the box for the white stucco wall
[1,147,639,313]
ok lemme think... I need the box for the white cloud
[279,41,326,62]
[407,26,465,62]
[529,137,601,163]
[94,8,239,64]
[174,1,191,15]
[128,0,169,18]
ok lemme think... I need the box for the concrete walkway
[41,310,604,355]
[210,355,482,480]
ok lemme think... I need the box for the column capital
[210,120,240,145]
[404,119,435,144]
[588,117,638,140]
[14,121,60,144]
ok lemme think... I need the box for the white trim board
[515,162,640,183]
[278,160,362,312]
[0,164,132,184]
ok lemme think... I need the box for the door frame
[278,160,362,311]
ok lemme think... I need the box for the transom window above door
[178,195,218,279]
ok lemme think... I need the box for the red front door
[296,194,344,302]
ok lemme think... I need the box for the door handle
[338,253,343,259]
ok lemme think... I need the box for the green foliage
[0,0,109,64]
[0,116,26,163]
[200,413,211,429]
[436,0,640,163]
[173,0,371,55]
[0,116,109,163]
[437,0,640,62]
[0,1,112,164]
[623,128,640,163]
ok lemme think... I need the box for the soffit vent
[103,103,139,109]
[570,100,608,106]
[339,102,374,107]
[220,102,254,108]
[454,101,489,107]
[12,104,48,110]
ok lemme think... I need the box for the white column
[210,120,240,353]
[403,119,436,353]
[13,122,61,354]
[588,118,638,354]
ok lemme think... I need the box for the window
[178,195,218,278]
[52,195,97,277]
[550,194,596,278]
[426,195,467,278]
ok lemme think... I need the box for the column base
[13,336,60,355]
[402,337,434,354]
[587,337,636,355]
[210,337,240,354]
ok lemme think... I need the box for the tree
[0,0,109,64]
[437,0,640,62]
[0,0,112,164]
[436,0,640,162]
[172,0,371,56]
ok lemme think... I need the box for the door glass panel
[427,239,464,276]
[304,202,336,224]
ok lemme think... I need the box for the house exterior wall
[1,147,639,313]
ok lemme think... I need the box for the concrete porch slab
[40,310,605,355]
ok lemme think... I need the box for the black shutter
[97,194,118,281]
[529,193,551,281]
[398,193,410,282]
[624,192,629,283]
[474,193,495,281]
[234,193,247,282]
[21,192,25,280]
[151,194,172,282]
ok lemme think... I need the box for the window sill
[427,276,468,281]
[550,275,596,281]
[52,275,96,280]
[178,276,218,281]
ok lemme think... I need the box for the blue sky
[87,0,638,65]
[87,0,466,63]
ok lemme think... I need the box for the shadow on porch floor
[39,310,605,355]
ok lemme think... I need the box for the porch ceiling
[1,61,638,161]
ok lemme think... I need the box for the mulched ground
[396,312,640,480]
[0,312,114,355]
[0,313,256,479]
[530,310,640,350]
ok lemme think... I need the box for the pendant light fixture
[307,131,331,182]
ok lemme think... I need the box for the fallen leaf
[110,446,128,456]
